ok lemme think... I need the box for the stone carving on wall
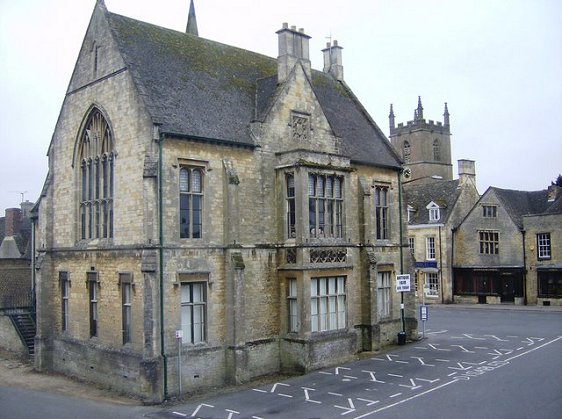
[310,248,347,263]
[292,114,309,142]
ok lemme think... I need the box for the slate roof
[107,11,401,169]
[491,187,562,229]
[404,179,461,225]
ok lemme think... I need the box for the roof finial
[186,0,199,36]
[416,96,424,121]
[443,102,450,126]
[389,104,395,133]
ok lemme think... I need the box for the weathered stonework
[34,2,417,402]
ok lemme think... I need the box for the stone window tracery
[78,108,114,240]
[433,139,441,161]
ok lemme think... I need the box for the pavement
[0,303,560,406]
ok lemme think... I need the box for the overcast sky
[1,0,561,213]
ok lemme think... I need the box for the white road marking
[450,345,475,353]
[362,370,386,383]
[484,334,509,342]
[302,387,322,404]
[357,398,379,406]
[411,356,435,366]
[428,343,451,351]
[334,398,356,415]
[190,404,214,417]
[463,333,486,340]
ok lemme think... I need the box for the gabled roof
[105,10,401,169]
[491,187,562,228]
[404,179,461,224]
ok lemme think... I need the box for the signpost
[419,304,429,338]
[396,274,410,345]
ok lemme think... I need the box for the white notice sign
[396,274,411,292]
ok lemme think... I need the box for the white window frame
[310,277,346,332]
[377,271,391,319]
[180,281,207,344]
[537,233,551,260]
[427,202,440,222]
[426,236,436,260]
[287,279,298,333]
[425,272,439,298]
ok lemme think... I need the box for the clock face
[403,167,412,178]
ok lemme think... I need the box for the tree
[552,174,562,187]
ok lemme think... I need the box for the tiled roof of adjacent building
[491,186,562,228]
[404,179,461,225]
[107,12,401,169]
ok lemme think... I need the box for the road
[1,306,560,418]
[150,306,562,419]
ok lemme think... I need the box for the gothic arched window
[403,141,411,163]
[433,139,441,161]
[78,108,114,240]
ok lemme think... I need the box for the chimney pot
[291,25,296,31]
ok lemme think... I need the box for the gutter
[158,130,168,399]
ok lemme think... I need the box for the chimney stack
[4,208,22,237]
[0,208,23,258]
[276,23,311,83]
[322,40,344,81]
[458,159,476,186]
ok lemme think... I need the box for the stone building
[523,185,562,306]
[0,205,33,307]
[0,203,35,355]
[453,185,562,305]
[389,99,480,304]
[34,0,416,402]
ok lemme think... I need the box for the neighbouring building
[0,202,35,355]
[453,185,562,305]
[524,185,562,306]
[34,0,416,402]
[389,99,480,304]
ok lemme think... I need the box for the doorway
[501,277,515,303]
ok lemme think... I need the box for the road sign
[420,305,429,321]
[396,274,411,292]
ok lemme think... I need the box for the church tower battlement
[389,97,452,183]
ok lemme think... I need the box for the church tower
[389,97,452,183]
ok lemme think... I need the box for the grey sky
[1,0,561,213]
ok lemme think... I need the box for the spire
[416,96,424,121]
[443,102,450,126]
[389,103,395,133]
[186,0,199,36]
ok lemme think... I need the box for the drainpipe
[451,228,455,303]
[438,225,444,302]
[158,130,168,399]
[31,216,36,314]
[397,171,405,333]
[522,230,527,305]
